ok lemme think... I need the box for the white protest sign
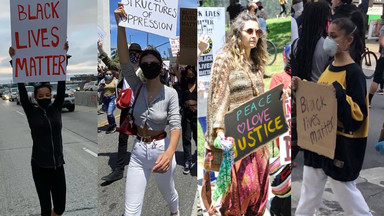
[169,36,180,57]
[98,25,106,40]
[11,0,68,83]
[279,98,291,165]
[197,7,225,119]
[119,0,178,38]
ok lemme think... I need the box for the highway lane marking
[82,147,98,157]
[16,111,25,116]
[98,114,121,127]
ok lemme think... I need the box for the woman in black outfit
[10,46,67,216]
[174,63,197,174]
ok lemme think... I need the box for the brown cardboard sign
[224,84,288,162]
[296,80,337,159]
[180,8,197,66]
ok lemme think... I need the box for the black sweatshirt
[18,81,65,169]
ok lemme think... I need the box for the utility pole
[147,33,149,47]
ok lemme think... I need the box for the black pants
[116,107,129,171]
[31,161,66,216]
[182,108,197,163]
[279,4,287,16]
[373,56,384,84]
[270,196,291,216]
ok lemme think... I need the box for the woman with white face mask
[292,12,371,216]
[99,70,118,134]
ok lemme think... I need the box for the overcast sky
[0,0,97,84]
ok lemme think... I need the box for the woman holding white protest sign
[292,13,371,215]
[205,13,269,215]
[115,3,181,216]
[9,43,69,216]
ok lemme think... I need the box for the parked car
[51,89,75,112]
[0,89,4,98]
[10,87,18,101]
[66,84,80,92]
[83,81,98,91]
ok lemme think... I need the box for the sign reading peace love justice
[225,84,289,162]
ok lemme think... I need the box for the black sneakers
[106,124,116,134]
[102,170,124,182]
[183,161,192,175]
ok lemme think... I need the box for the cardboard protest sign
[296,80,337,159]
[225,84,288,162]
[279,98,291,165]
[180,8,197,66]
[169,36,180,57]
[119,0,178,38]
[10,0,68,83]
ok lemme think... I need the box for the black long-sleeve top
[18,81,66,168]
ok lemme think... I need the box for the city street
[291,78,384,216]
[0,99,98,215]
[97,108,198,216]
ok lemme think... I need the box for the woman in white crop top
[115,3,181,216]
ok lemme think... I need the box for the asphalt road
[97,108,198,216]
[0,100,98,216]
[292,78,384,215]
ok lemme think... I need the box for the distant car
[16,86,34,105]
[0,89,4,98]
[51,89,75,112]
[66,84,80,92]
[83,81,98,91]
[10,87,18,101]
[2,91,11,100]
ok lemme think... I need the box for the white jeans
[296,166,372,216]
[124,137,179,216]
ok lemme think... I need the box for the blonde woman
[206,13,269,215]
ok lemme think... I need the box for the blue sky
[109,0,197,58]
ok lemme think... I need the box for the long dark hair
[332,11,365,65]
[292,1,330,81]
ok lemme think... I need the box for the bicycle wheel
[266,39,277,66]
[361,51,377,79]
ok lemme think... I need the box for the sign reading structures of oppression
[225,84,288,162]
[10,0,68,83]
[296,80,337,159]
[119,0,178,38]
[180,8,197,66]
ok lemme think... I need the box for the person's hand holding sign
[291,76,301,91]
[114,2,127,24]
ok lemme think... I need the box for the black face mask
[140,62,162,80]
[37,98,51,109]
[187,77,196,84]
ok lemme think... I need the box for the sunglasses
[242,28,263,37]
